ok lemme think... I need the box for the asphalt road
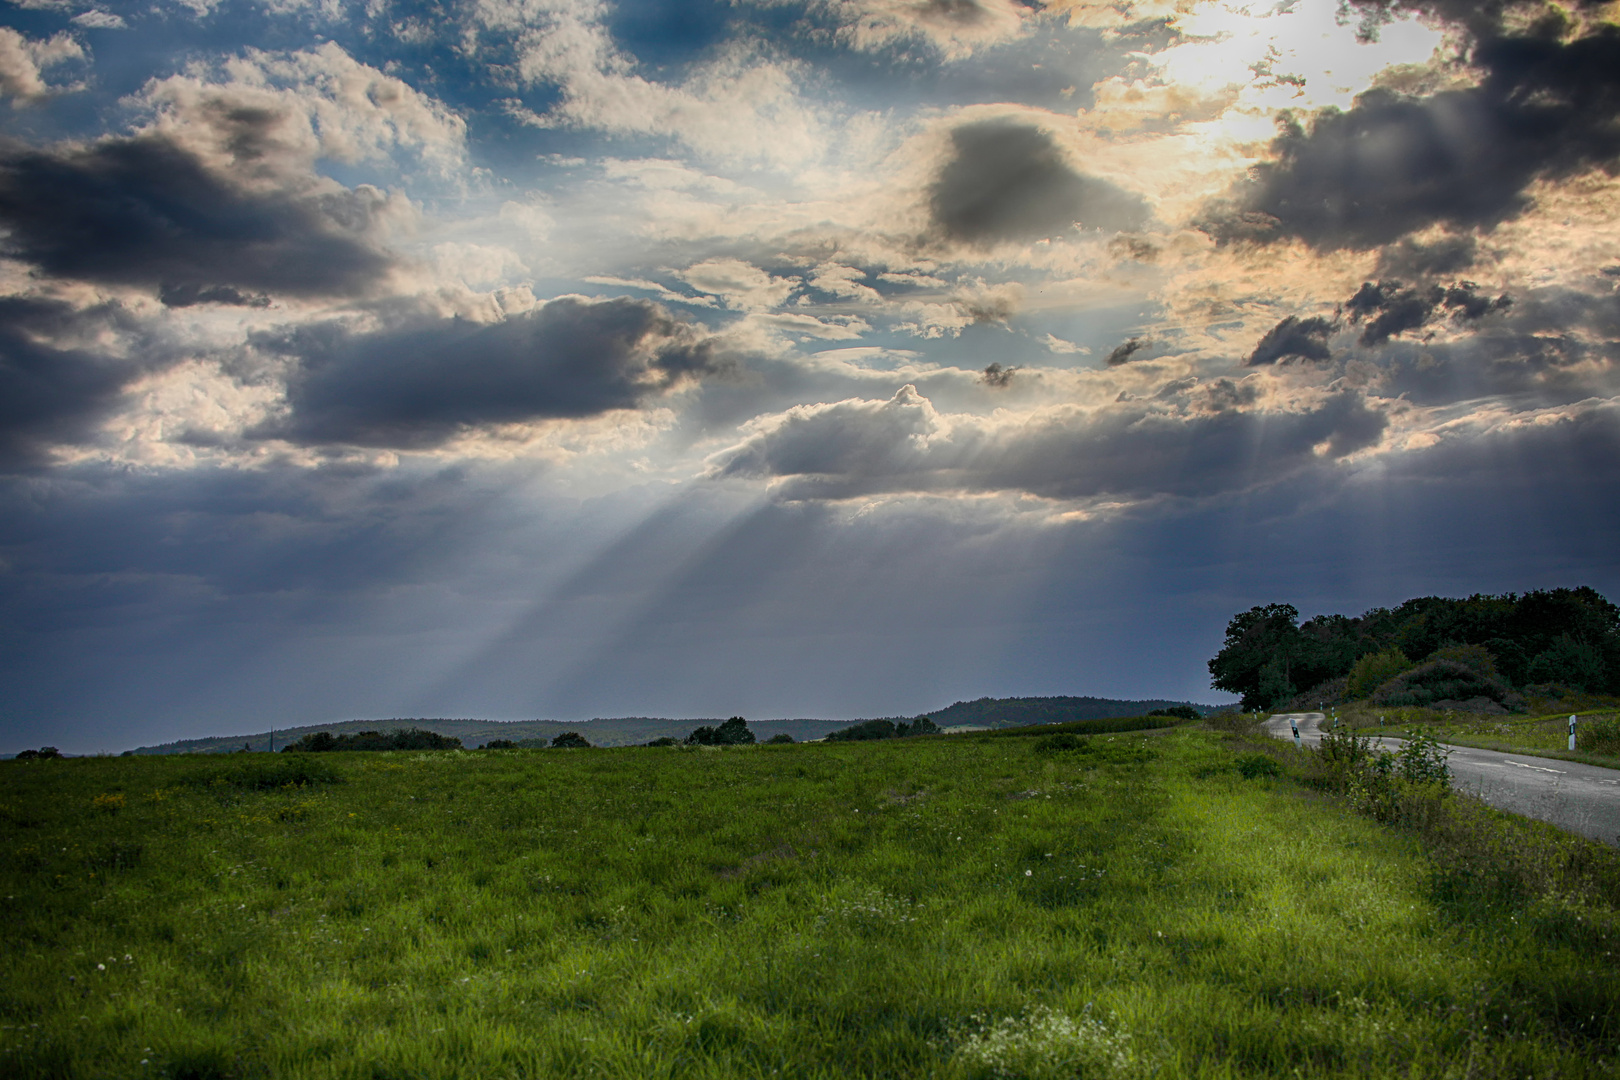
[1264,712,1620,847]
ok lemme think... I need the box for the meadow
[2,726,1618,1079]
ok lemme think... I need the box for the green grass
[1340,704,1620,769]
[2,732,1618,1079]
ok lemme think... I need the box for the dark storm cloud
[0,132,397,299]
[1207,26,1620,250]
[980,362,1016,387]
[929,120,1150,246]
[1374,235,1479,279]
[0,297,157,466]
[1105,337,1145,365]
[1346,280,1511,346]
[1247,316,1336,366]
[263,297,726,448]
[158,284,272,309]
[711,384,1387,502]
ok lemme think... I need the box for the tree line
[1209,586,1620,711]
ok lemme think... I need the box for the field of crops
[2,729,1617,1078]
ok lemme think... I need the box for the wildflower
[1025,869,1033,876]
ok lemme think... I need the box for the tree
[715,717,755,745]
[826,719,898,741]
[480,739,517,750]
[1208,603,1303,710]
[550,732,591,749]
[1527,634,1609,692]
[1346,648,1410,699]
[765,733,795,744]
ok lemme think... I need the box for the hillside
[121,716,854,754]
[921,695,1214,729]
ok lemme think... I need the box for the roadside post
[1569,714,1577,752]
[1291,717,1300,748]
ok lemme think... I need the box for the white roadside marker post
[1291,717,1301,748]
[1569,714,1577,752]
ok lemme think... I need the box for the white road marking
[1507,760,1563,774]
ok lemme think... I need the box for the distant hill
[920,696,1214,730]
[122,716,855,754]
[119,696,1217,755]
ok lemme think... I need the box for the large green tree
[1208,603,1303,710]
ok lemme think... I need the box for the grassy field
[1337,703,1620,769]
[3,729,1618,1079]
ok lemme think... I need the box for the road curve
[1264,712,1620,847]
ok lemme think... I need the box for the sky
[2,0,1618,753]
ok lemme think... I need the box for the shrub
[550,732,591,749]
[646,736,679,747]
[765,733,794,744]
[1346,648,1410,699]
[685,717,755,746]
[1425,643,1498,678]
[1527,634,1609,692]
[825,719,897,742]
[14,747,63,760]
[284,728,463,752]
[480,739,517,750]
[1148,705,1200,721]
[1033,732,1093,754]
[1369,658,1523,710]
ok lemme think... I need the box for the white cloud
[138,42,468,182]
[0,27,81,103]
[485,2,830,168]
[71,10,125,28]
[678,258,797,312]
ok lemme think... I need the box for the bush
[646,736,679,747]
[825,719,897,742]
[1527,634,1609,692]
[685,717,755,746]
[1148,706,1200,721]
[1369,659,1524,711]
[480,739,517,750]
[1425,643,1498,678]
[284,728,463,752]
[13,746,63,760]
[1347,648,1410,699]
[765,733,794,744]
[550,732,591,749]
[1033,732,1093,754]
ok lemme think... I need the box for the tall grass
[1,733,1616,1079]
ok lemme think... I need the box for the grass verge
[1338,703,1620,770]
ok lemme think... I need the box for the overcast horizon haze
[2,0,1618,756]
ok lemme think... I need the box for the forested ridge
[1210,587,1620,711]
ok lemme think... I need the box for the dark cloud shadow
[261,297,727,448]
[0,132,396,299]
[1247,315,1336,366]
[712,383,1389,502]
[1205,26,1620,250]
[929,119,1150,246]
[0,297,160,466]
